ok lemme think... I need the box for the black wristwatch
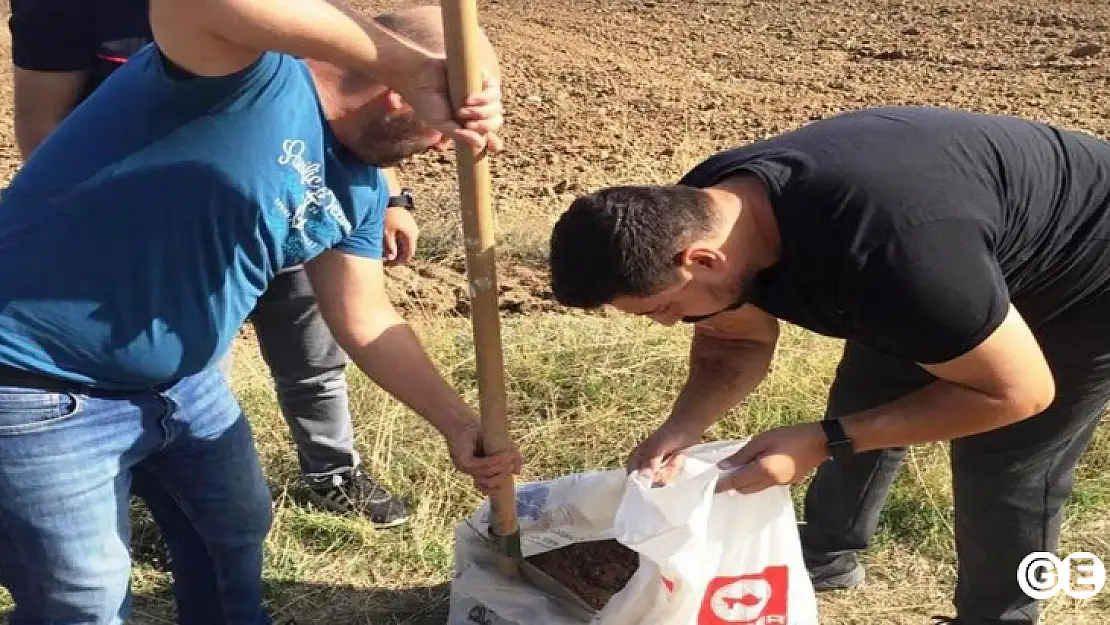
[387,187,415,211]
[820,419,855,462]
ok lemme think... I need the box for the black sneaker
[305,469,410,529]
[806,552,866,592]
[810,562,865,591]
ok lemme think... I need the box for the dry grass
[5,313,1093,625]
[2,123,1108,625]
[0,0,1108,622]
[0,196,1107,624]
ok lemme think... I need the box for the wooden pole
[440,0,521,576]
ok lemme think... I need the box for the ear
[384,90,406,112]
[675,245,725,272]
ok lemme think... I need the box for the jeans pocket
[0,387,82,435]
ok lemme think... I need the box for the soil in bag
[525,539,640,611]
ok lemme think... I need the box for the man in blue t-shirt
[10,0,418,530]
[0,2,518,624]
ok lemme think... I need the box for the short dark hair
[373,7,446,55]
[548,185,715,308]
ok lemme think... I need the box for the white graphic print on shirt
[274,138,353,264]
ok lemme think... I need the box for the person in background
[0,2,519,623]
[9,0,419,528]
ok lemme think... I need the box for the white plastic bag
[448,468,627,625]
[600,440,820,625]
[447,440,820,625]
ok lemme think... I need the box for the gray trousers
[223,265,358,482]
[800,293,1110,624]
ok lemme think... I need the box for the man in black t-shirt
[7,0,420,528]
[548,106,1110,624]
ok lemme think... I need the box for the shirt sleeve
[333,171,389,260]
[848,218,1011,365]
[9,0,96,71]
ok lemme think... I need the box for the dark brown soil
[353,0,1110,319]
[525,539,640,611]
[383,260,560,318]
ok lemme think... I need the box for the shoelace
[347,470,391,502]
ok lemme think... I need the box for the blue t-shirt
[0,45,389,389]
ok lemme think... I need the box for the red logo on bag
[698,566,789,625]
[661,575,675,594]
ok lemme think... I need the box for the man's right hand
[626,419,705,484]
[306,250,524,496]
[444,421,522,494]
[626,307,781,485]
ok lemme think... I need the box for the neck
[705,175,781,273]
[306,60,380,129]
[306,60,344,123]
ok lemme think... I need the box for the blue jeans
[0,367,273,625]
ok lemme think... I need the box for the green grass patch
[1,315,1106,624]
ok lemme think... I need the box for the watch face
[388,194,415,210]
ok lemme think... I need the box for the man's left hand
[403,60,504,154]
[383,206,419,266]
[715,423,829,494]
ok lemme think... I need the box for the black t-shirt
[9,0,152,97]
[679,106,1110,365]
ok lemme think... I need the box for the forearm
[842,379,1042,452]
[382,168,401,195]
[667,332,774,433]
[339,307,476,435]
[180,0,419,82]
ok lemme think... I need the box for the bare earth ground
[384,0,1110,317]
[0,0,1108,624]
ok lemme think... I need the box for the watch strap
[387,187,415,210]
[820,419,855,461]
